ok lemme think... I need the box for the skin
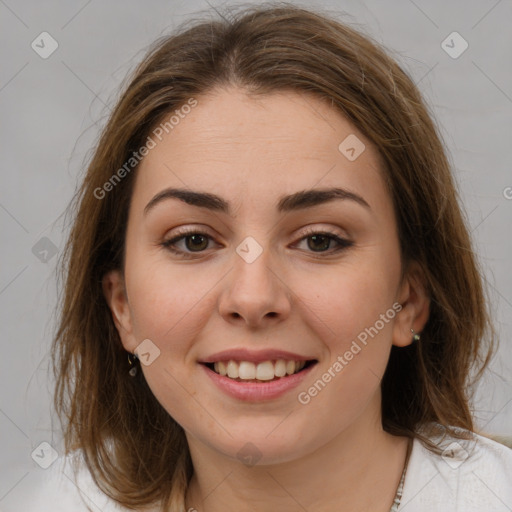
[103,87,430,512]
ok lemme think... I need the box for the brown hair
[52,3,495,511]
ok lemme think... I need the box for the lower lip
[201,363,316,402]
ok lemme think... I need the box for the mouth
[202,359,318,383]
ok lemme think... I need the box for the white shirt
[399,429,512,511]
[10,429,512,511]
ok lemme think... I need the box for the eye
[161,229,218,258]
[293,229,353,255]
[161,227,353,259]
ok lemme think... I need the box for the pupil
[308,234,330,251]
[186,234,208,251]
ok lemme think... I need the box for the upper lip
[198,348,316,364]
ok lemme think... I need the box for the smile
[201,358,318,401]
[207,359,313,382]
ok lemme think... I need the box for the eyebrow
[143,186,370,216]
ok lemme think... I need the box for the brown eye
[161,230,216,258]
[307,234,332,252]
[295,230,353,255]
[184,234,209,252]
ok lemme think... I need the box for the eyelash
[161,227,353,259]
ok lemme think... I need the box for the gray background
[1,0,511,507]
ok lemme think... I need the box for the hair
[52,2,495,511]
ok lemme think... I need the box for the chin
[191,422,320,467]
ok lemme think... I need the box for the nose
[218,243,292,328]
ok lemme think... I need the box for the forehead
[131,87,389,216]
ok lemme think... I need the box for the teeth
[256,361,275,380]
[239,361,256,379]
[227,360,239,379]
[274,359,287,377]
[211,359,308,381]
[217,361,227,376]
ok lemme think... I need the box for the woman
[30,4,512,511]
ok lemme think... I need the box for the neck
[184,400,410,512]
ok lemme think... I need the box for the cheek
[124,251,215,354]
[291,260,398,346]
[288,257,399,416]
[123,258,215,428]
[293,267,397,423]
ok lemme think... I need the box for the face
[104,87,426,465]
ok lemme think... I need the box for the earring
[411,328,421,342]
[128,352,139,377]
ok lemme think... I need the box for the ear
[102,269,138,352]
[392,261,430,347]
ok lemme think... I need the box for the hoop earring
[411,328,421,342]
[128,352,139,377]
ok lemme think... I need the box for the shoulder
[17,450,129,512]
[400,424,512,511]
